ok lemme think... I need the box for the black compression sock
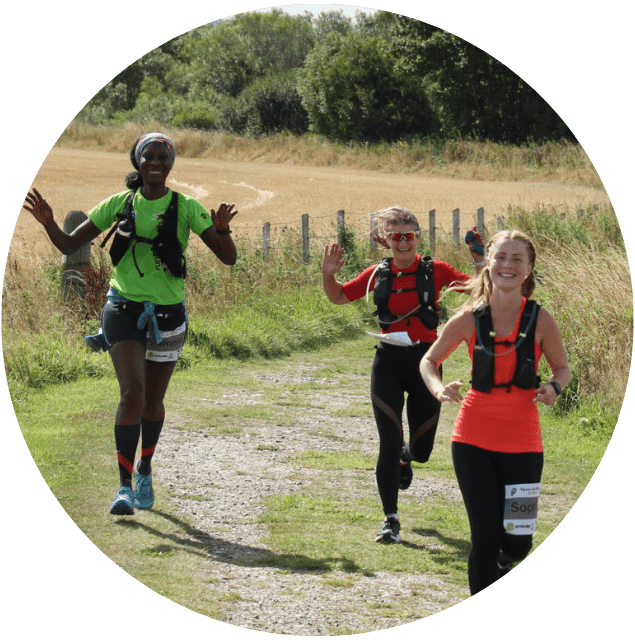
[114,423,141,488]
[138,416,164,475]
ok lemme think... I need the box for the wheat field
[16,145,610,260]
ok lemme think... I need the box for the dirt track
[15,147,609,258]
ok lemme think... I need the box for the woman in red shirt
[322,206,484,543]
[420,229,569,594]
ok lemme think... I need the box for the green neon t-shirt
[89,189,213,305]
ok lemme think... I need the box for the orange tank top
[452,298,543,453]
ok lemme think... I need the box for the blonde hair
[371,206,420,249]
[449,229,537,312]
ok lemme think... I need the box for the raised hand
[210,202,238,231]
[465,227,485,259]
[24,188,54,227]
[371,229,390,250]
[322,243,345,276]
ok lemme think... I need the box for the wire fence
[62,204,599,295]
[243,204,600,263]
[253,207,489,263]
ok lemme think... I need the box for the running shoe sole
[109,487,135,515]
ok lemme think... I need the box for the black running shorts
[101,301,188,363]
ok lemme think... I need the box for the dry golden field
[16,146,610,259]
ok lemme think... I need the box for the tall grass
[3,190,630,421]
[58,120,602,187]
[504,205,631,410]
[422,204,631,412]
[2,223,375,404]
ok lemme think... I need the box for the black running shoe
[399,443,413,490]
[375,515,402,543]
[497,551,513,577]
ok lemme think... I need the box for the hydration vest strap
[100,190,136,249]
[101,190,184,278]
[472,300,540,393]
[373,257,437,330]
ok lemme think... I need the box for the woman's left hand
[211,202,238,232]
[436,380,465,403]
[534,383,559,405]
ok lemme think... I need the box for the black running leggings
[371,342,441,515]
[452,441,544,594]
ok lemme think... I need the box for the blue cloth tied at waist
[84,287,162,352]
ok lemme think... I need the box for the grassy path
[15,336,605,634]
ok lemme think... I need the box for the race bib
[146,320,187,363]
[503,483,540,535]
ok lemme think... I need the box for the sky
[266,3,376,17]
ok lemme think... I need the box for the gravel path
[153,365,469,635]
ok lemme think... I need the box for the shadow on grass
[408,527,470,565]
[116,509,370,576]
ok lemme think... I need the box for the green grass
[5,196,628,629]
[4,203,629,412]
[13,336,613,629]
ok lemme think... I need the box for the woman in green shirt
[24,132,238,515]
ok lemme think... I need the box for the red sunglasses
[387,230,421,242]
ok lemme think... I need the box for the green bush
[171,108,219,132]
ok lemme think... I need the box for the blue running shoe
[134,466,154,510]
[109,486,135,515]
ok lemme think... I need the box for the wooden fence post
[477,207,485,239]
[429,209,436,254]
[62,210,90,300]
[453,208,461,245]
[336,210,345,245]
[369,212,379,255]
[302,213,310,265]
[263,222,271,262]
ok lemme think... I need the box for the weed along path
[17,335,598,635]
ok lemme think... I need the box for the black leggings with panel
[371,341,441,516]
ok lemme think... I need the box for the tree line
[81,9,575,145]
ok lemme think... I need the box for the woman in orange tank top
[420,230,570,595]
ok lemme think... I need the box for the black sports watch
[549,380,562,396]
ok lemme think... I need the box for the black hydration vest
[100,190,186,279]
[372,257,439,331]
[471,299,541,393]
